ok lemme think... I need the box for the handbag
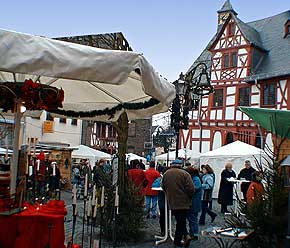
[203,189,213,201]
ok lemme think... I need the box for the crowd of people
[127,158,264,248]
[70,157,264,248]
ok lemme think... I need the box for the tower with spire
[217,0,237,25]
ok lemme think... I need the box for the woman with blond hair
[199,164,217,225]
[217,162,236,213]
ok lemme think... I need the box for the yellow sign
[43,121,54,133]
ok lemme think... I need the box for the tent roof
[239,107,290,139]
[0,147,13,155]
[72,145,111,159]
[126,153,146,162]
[200,140,263,157]
[0,29,175,121]
[155,149,200,160]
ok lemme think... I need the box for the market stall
[0,28,175,247]
[72,145,111,168]
[200,140,264,198]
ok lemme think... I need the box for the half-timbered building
[180,0,290,152]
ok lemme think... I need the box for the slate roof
[233,15,265,51]
[188,4,290,82]
[245,10,290,81]
[217,0,237,15]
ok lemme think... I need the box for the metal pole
[287,189,290,246]
[176,129,179,159]
[166,146,170,167]
[11,99,22,196]
[198,96,203,153]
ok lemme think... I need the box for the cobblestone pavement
[62,190,243,248]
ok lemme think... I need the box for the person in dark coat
[218,162,236,213]
[162,159,195,248]
[238,160,256,202]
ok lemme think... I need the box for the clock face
[219,13,230,25]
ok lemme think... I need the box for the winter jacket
[128,168,146,195]
[191,175,202,212]
[238,166,256,194]
[144,168,160,196]
[218,169,236,206]
[201,173,214,201]
[162,168,195,210]
[246,181,264,205]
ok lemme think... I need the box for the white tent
[126,153,147,164]
[155,149,200,164]
[72,145,111,168]
[0,147,13,155]
[200,140,264,198]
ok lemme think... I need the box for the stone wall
[127,119,152,156]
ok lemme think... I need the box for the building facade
[180,0,290,152]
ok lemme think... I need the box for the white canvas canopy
[200,140,264,198]
[0,29,175,122]
[72,145,111,168]
[0,28,175,194]
[126,153,147,164]
[155,149,200,164]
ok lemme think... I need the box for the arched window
[226,132,234,144]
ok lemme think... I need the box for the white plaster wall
[212,131,222,150]
[227,87,236,95]
[24,111,82,146]
[202,130,211,139]
[201,141,210,153]
[226,95,235,105]
[236,111,242,120]
[192,129,200,139]
[191,141,199,153]
[217,110,223,120]
[251,95,260,105]
[225,107,235,120]
[202,97,209,106]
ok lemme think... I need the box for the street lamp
[153,127,175,166]
[171,62,214,158]
[281,157,290,247]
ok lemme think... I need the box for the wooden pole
[11,99,22,196]
[115,112,129,191]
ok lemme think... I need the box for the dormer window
[284,20,290,37]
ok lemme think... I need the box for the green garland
[50,98,160,119]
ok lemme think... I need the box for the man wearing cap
[162,159,195,247]
[238,160,256,202]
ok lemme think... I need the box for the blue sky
[1,0,289,82]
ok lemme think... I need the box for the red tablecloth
[0,200,67,248]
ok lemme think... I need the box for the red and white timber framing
[180,16,290,153]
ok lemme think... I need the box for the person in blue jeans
[199,164,217,225]
[186,167,202,240]
[144,161,160,218]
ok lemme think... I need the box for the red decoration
[0,79,64,112]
